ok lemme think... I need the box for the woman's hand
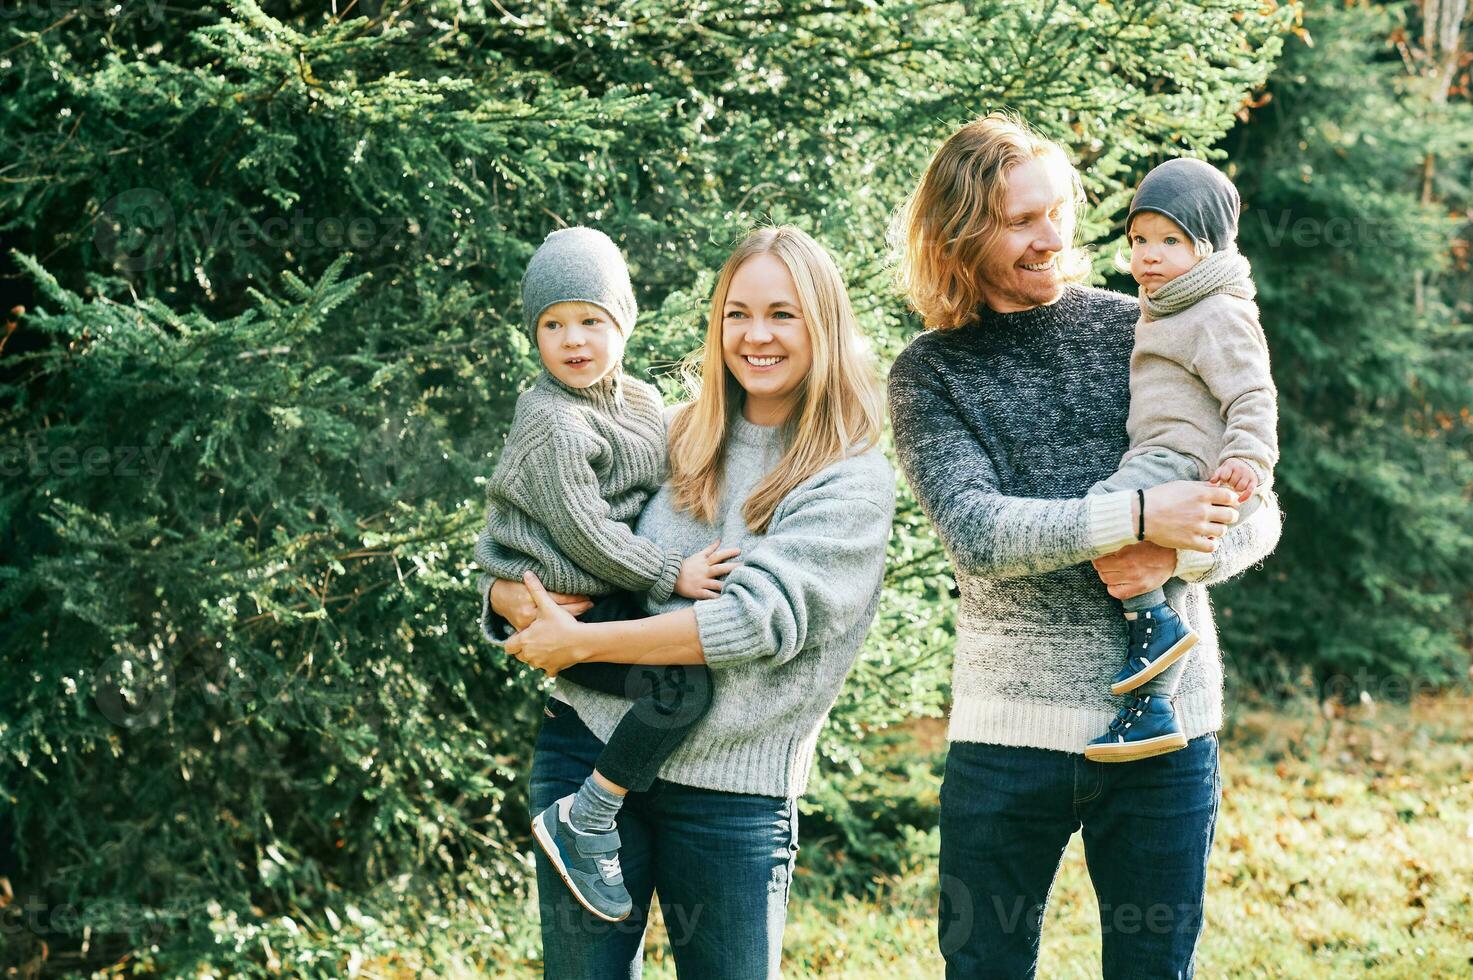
[503,572,587,676]
[490,577,593,633]
[1137,481,1240,553]
[1091,541,1177,601]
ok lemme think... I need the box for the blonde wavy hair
[668,226,884,534]
[891,110,1091,331]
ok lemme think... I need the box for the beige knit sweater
[1121,292,1279,485]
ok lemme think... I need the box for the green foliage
[798,724,945,897]
[0,0,1307,972]
[1214,0,1473,686]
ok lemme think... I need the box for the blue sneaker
[531,793,632,922]
[1085,694,1188,762]
[1109,603,1198,695]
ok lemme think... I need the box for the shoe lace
[597,854,622,881]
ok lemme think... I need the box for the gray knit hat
[521,227,638,341]
[1126,158,1242,253]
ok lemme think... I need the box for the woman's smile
[721,252,815,425]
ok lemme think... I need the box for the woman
[486,225,895,978]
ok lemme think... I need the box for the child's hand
[675,540,742,600]
[1209,458,1259,503]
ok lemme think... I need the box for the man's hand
[490,577,593,633]
[1091,540,1177,601]
[1137,481,1240,552]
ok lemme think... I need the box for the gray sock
[1138,655,1188,697]
[568,775,624,834]
[1122,587,1167,613]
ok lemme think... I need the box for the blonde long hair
[668,226,884,534]
[891,110,1091,331]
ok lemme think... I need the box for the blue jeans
[938,734,1221,979]
[530,696,799,979]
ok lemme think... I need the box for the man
[888,112,1281,978]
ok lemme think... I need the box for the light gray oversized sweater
[888,284,1282,754]
[550,408,896,799]
[473,366,685,646]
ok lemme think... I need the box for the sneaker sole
[531,808,631,923]
[1110,632,1198,696]
[1084,732,1190,763]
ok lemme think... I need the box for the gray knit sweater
[552,410,896,799]
[473,367,685,642]
[888,283,1282,753]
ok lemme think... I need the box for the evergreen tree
[1217,0,1473,691]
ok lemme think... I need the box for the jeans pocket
[541,695,568,721]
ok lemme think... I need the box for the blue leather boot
[1110,602,1197,696]
[1085,693,1189,762]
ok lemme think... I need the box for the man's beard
[982,259,1064,312]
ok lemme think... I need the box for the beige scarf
[1141,249,1256,320]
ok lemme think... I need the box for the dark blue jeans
[938,734,1221,979]
[530,696,799,979]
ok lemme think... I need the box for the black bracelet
[1136,488,1146,542]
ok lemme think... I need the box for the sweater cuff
[1086,491,1138,556]
[1173,547,1215,583]
[645,549,686,604]
[477,575,512,646]
[692,594,762,669]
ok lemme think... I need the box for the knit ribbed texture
[1173,546,1216,582]
[553,410,896,799]
[1086,490,1138,555]
[1125,289,1279,486]
[473,366,683,646]
[888,284,1283,754]
[521,226,638,341]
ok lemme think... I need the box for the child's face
[536,301,625,388]
[1129,211,1200,295]
[720,252,813,424]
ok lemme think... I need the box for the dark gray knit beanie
[521,227,637,341]
[1126,158,1242,253]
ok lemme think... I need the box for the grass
[488,692,1473,979]
[10,696,1461,977]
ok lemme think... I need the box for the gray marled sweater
[887,283,1282,753]
[473,366,684,645]
[551,409,896,799]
